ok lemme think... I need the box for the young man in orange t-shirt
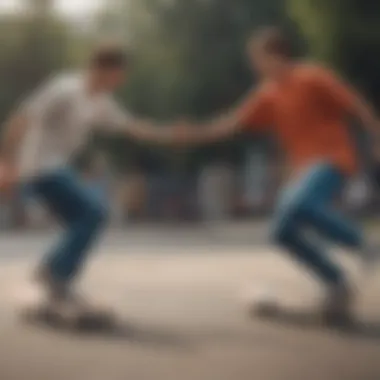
[184,27,380,322]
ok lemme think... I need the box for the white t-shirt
[18,72,130,178]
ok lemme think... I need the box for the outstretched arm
[180,112,243,144]
[97,97,186,144]
[178,86,273,145]
[122,117,184,144]
[99,87,272,145]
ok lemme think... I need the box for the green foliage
[119,0,290,118]
[287,0,380,100]
[2,0,379,174]
[0,0,70,122]
[101,0,294,171]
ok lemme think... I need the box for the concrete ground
[0,227,380,380]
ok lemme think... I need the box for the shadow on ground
[252,306,380,342]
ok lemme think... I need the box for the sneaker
[34,265,110,319]
[33,265,69,300]
[322,281,354,326]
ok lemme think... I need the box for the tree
[0,0,71,123]
[95,0,294,172]
[287,0,380,102]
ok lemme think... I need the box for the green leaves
[91,0,294,171]
[0,0,69,122]
[287,0,380,101]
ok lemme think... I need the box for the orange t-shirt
[237,64,358,175]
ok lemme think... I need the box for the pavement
[0,227,380,380]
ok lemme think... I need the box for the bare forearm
[0,112,28,163]
[187,114,241,144]
[122,118,179,144]
[115,111,242,145]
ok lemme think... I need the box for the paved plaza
[0,227,379,380]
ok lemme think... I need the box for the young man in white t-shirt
[0,44,181,308]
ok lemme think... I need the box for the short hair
[90,42,131,69]
[251,27,292,58]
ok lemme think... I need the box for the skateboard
[249,299,356,330]
[19,299,117,332]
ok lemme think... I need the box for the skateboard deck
[19,300,117,332]
[250,299,356,331]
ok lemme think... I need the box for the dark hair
[90,43,131,69]
[252,27,292,58]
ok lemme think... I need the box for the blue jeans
[28,168,108,282]
[271,163,362,286]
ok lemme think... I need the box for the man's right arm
[0,107,30,191]
[0,109,29,164]
[181,86,273,144]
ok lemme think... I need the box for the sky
[0,0,104,17]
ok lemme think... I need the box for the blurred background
[2,3,380,380]
[0,0,379,229]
